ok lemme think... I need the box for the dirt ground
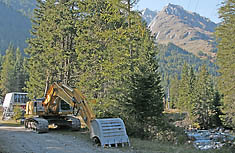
[0,124,135,153]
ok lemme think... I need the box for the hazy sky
[136,0,224,23]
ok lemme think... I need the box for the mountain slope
[149,3,217,58]
[0,2,31,54]
[0,0,36,16]
[157,43,217,78]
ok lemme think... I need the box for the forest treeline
[169,64,222,129]
[157,43,218,92]
[0,0,234,139]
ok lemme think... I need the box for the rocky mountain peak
[157,3,217,32]
[147,4,218,59]
[163,3,186,16]
[141,8,157,25]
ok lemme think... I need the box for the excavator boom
[43,82,96,130]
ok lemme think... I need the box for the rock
[185,128,234,150]
[219,127,225,133]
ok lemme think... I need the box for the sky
[136,0,224,23]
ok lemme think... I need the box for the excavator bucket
[90,118,130,147]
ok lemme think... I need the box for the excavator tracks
[24,117,49,133]
[24,116,81,133]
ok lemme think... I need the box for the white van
[2,92,28,120]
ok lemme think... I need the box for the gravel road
[0,124,135,153]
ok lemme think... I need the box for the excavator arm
[43,82,95,130]
[42,82,130,147]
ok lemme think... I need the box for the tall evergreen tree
[113,0,164,136]
[14,48,27,92]
[215,0,235,129]
[169,75,180,109]
[0,45,26,96]
[74,0,129,116]
[73,0,147,116]
[192,66,215,129]
[191,65,222,129]
[120,54,164,138]
[24,0,48,98]
[176,63,196,113]
[0,45,16,95]
[74,1,165,133]
[25,0,78,98]
[210,91,223,127]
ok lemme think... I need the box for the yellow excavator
[24,82,130,147]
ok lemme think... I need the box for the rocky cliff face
[145,4,217,58]
[141,8,157,25]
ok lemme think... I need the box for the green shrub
[13,106,23,121]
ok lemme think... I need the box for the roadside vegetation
[49,127,234,153]
[0,106,21,126]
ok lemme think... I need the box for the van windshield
[14,94,29,103]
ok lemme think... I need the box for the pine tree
[121,60,164,138]
[0,45,26,95]
[74,0,126,116]
[192,65,216,129]
[169,75,180,109]
[24,0,48,98]
[114,0,164,136]
[0,45,16,95]
[176,63,196,113]
[210,91,223,127]
[74,0,149,117]
[215,0,235,129]
[25,0,79,98]
[14,48,26,92]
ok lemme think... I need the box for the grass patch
[0,122,22,127]
[0,107,22,127]
[0,117,22,126]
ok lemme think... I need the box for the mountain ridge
[142,3,217,59]
[0,0,36,16]
[158,3,216,32]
